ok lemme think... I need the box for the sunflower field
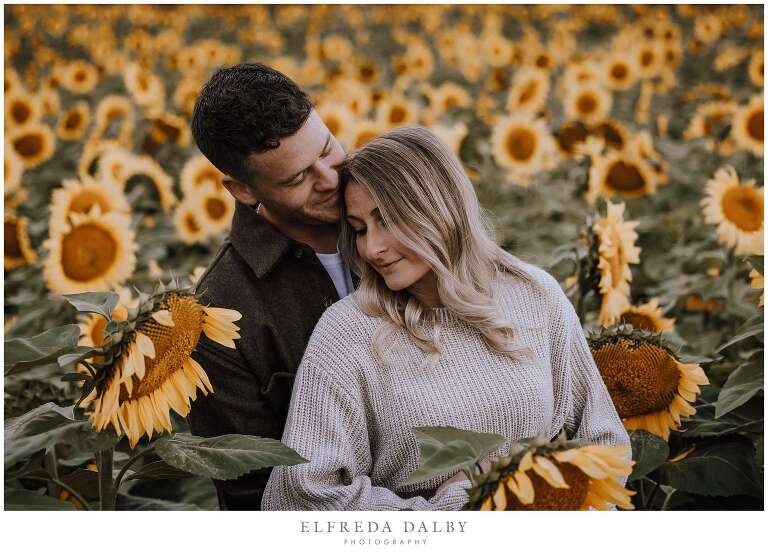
[3,4,764,511]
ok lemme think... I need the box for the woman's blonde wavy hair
[338,125,542,368]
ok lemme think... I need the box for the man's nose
[313,159,339,192]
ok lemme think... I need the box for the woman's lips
[376,258,403,271]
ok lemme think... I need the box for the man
[187,63,355,510]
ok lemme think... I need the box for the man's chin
[307,205,341,224]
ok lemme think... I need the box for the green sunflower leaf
[63,291,120,321]
[715,361,763,418]
[655,437,762,498]
[154,433,308,480]
[403,426,506,486]
[4,324,81,376]
[715,314,763,353]
[628,430,670,482]
[4,488,77,511]
[126,460,195,481]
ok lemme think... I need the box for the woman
[261,126,629,511]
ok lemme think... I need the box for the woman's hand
[434,458,493,495]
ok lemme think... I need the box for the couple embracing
[187,63,629,511]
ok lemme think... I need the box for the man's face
[240,110,345,225]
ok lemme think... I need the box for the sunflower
[143,112,191,154]
[589,327,709,441]
[694,14,722,44]
[350,120,387,149]
[122,63,165,117]
[58,60,100,95]
[327,78,372,118]
[353,58,380,85]
[429,122,468,159]
[320,34,354,62]
[187,183,235,238]
[482,33,514,67]
[491,114,557,178]
[78,138,125,179]
[555,121,590,156]
[48,175,131,232]
[730,95,764,158]
[701,165,764,256]
[56,101,91,141]
[179,155,225,197]
[398,42,435,80]
[95,145,136,189]
[593,201,641,327]
[173,75,203,116]
[562,59,601,88]
[121,156,177,213]
[468,434,635,511]
[316,102,356,147]
[617,299,675,332]
[714,45,750,72]
[92,95,135,145]
[426,82,471,116]
[4,142,24,196]
[173,200,207,245]
[590,118,629,151]
[42,210,137,294]
[587,149,657,204]
[564,84,612,126]
[4,213,37,270]
[749,268,764,306]
[635,40,664,80]
[376,95,419,129]
[5,90,42,128]
[683,100,738,150]
[86,291,241,448]
[601,52,639,91]
[506,68,550,114]
[685,294,723,313]
[8,122,56,169]
[748,50,764,88]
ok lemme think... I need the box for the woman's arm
[261,350,470,511]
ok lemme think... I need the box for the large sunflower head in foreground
[42,210,137,294]
[592,201,641,327]
[82,289,242,448]
[701,165,764,256]
[466,434,635,511]
[589,326,709,441]
[48,176,131,233]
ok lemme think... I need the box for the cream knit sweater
[261,263,630,511]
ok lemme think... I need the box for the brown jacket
[188,201,354,510]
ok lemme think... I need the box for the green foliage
[4,324,81,376]
[628,430,670,483]
[4,488,77,511]
[62,291,120,321]
[154,433,309,480]
[403,426,505,486]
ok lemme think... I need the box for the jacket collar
[228,201,295,279]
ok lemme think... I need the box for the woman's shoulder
[307,292,378,350]
[497,259,565,305]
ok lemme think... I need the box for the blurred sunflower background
[3,4,764,510]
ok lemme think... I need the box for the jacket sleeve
[261,348,470,511]
[547,278,631,487]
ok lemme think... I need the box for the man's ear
[221,177,260,205]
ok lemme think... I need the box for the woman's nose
[364,229,388,259]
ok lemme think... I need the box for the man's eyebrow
[275,133,332,185]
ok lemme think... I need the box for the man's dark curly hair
[190,63,313,185]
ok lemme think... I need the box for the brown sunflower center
[535,54,550,69]
[185,214,200,233]
[75,70,87,83]
[605,161,646,192]
[69,190,111,215]
[518,81,538,105]
[610,64,628,81]
[154,120,181,143]
[444,95,459,109]
[746,109,764,141]
[505,461,590,510]
[505,127,537,161]
[133,295,204,398]
[4,221,22,258]
[592,339,680,417]
[359,66,375,80]
[389,106,407,124]
[14,133,43,158]
[61,224,118,281]
[205,197,227,220]
[577,93,597,115]
[721,186,764,232]
[65,111,83,130]
[557,121,589,153]
[619,312,658,331]
[11,101,31,124]
[592,122,624,149]
[640,50,655,67]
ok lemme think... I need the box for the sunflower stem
[43,450,59,498]
[660,488,676,511]
[97,448,115,511]
[112,444,156,507]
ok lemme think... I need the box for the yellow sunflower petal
[514,470,535,504]
[532,455,570,489]
[493,481,508,510]
[151,309,175,327]
[202,306,242,323]
[135,331,156,359]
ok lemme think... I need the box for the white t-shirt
[315,251,355,299]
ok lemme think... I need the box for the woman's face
[344,180,438,302]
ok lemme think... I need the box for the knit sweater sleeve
[542,273,630,452]
[261,308,470,511]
